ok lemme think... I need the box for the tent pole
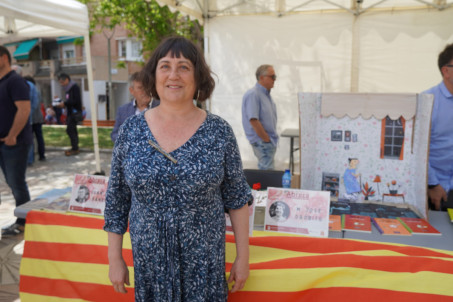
[350,15,360,93]
[84,33,103,174]
[203,0,211,112]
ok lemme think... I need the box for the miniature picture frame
[331,130,343,141]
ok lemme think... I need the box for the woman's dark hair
[140,36,215,102]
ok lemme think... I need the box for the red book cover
[372,218,411,236]
[329,215,342,232]
[398,217,441,236]
[342,215,371,233]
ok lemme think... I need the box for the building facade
[3,24,143,122]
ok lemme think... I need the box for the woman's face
[275,204,284,217]
[155,52,196,104]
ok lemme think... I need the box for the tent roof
[0,0,89,43]
[158,0,453,21]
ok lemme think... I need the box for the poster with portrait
[264,187,331,237]
[225,195,256,236]
[68,174,109,215]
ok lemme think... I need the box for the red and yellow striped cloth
[20,210,453,301]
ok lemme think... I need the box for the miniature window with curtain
[381,116,405,160]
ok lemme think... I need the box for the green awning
[56,36,83,44]
[13,39,38,60]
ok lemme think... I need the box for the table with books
[18,209,453,301]
[16,185,453,301]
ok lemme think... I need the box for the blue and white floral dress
[104,111,251,302]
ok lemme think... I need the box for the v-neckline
[143,111,210,155]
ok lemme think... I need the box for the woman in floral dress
[104,36,251,301]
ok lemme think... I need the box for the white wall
[206,8,453,170]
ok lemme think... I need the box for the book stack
[338,215,442,236]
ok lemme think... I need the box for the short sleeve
[243,91,260,121]
[11,76,30,102]
[104,124,132,234]
[220,124,252,210]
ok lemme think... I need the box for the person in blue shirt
[424,43,453,211]
[242,65,278,170]
[110,72,159,142]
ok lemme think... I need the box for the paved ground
[0,149,112,302]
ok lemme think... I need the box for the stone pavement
[0,149,112,302]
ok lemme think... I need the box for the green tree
[79,0,203,55]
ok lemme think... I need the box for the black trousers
[66,114,79,151]
[32,123,46,159]
[428,189,453,211]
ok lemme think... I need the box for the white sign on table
[68,174,109,215]
[264,187,330,237]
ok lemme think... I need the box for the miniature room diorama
[298,93,433,218]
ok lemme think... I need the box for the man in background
[58,73,82,156]
[242,64,278,170]
[111,72,160,142]
[25,75,46,162]
[11,65,41,165]
[0,46,32,236]
[425,43,453,211]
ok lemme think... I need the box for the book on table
[329,215,342,232]
[397,217,441,236]
[342,214,372,233]
[372,218,411,236]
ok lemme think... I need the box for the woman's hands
[228,204,250,293]
[228,256,249,293]
[107,232,129,293]
[109,256,130,293]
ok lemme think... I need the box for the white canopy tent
[0,0,102,173]
[160,0,453,169]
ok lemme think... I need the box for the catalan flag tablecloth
[20,210,453,301]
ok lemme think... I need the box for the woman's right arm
[104,123,133,293]
[108,232,129,293]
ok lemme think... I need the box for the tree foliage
[79,0,203,56]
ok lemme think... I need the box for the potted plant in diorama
[362,182,376,200]
[386,180,399,195]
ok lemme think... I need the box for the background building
[4,24,143,122]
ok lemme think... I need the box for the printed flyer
[68,174,109,215]
[264,188,330,237]
[252,189,268,207]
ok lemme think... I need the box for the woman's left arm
[228,204,250,293]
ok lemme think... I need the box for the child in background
[45,107,57,125]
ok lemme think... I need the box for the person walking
[0,46,32,236]
[57,73,82,156]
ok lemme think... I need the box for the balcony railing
[60,56,86,66]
